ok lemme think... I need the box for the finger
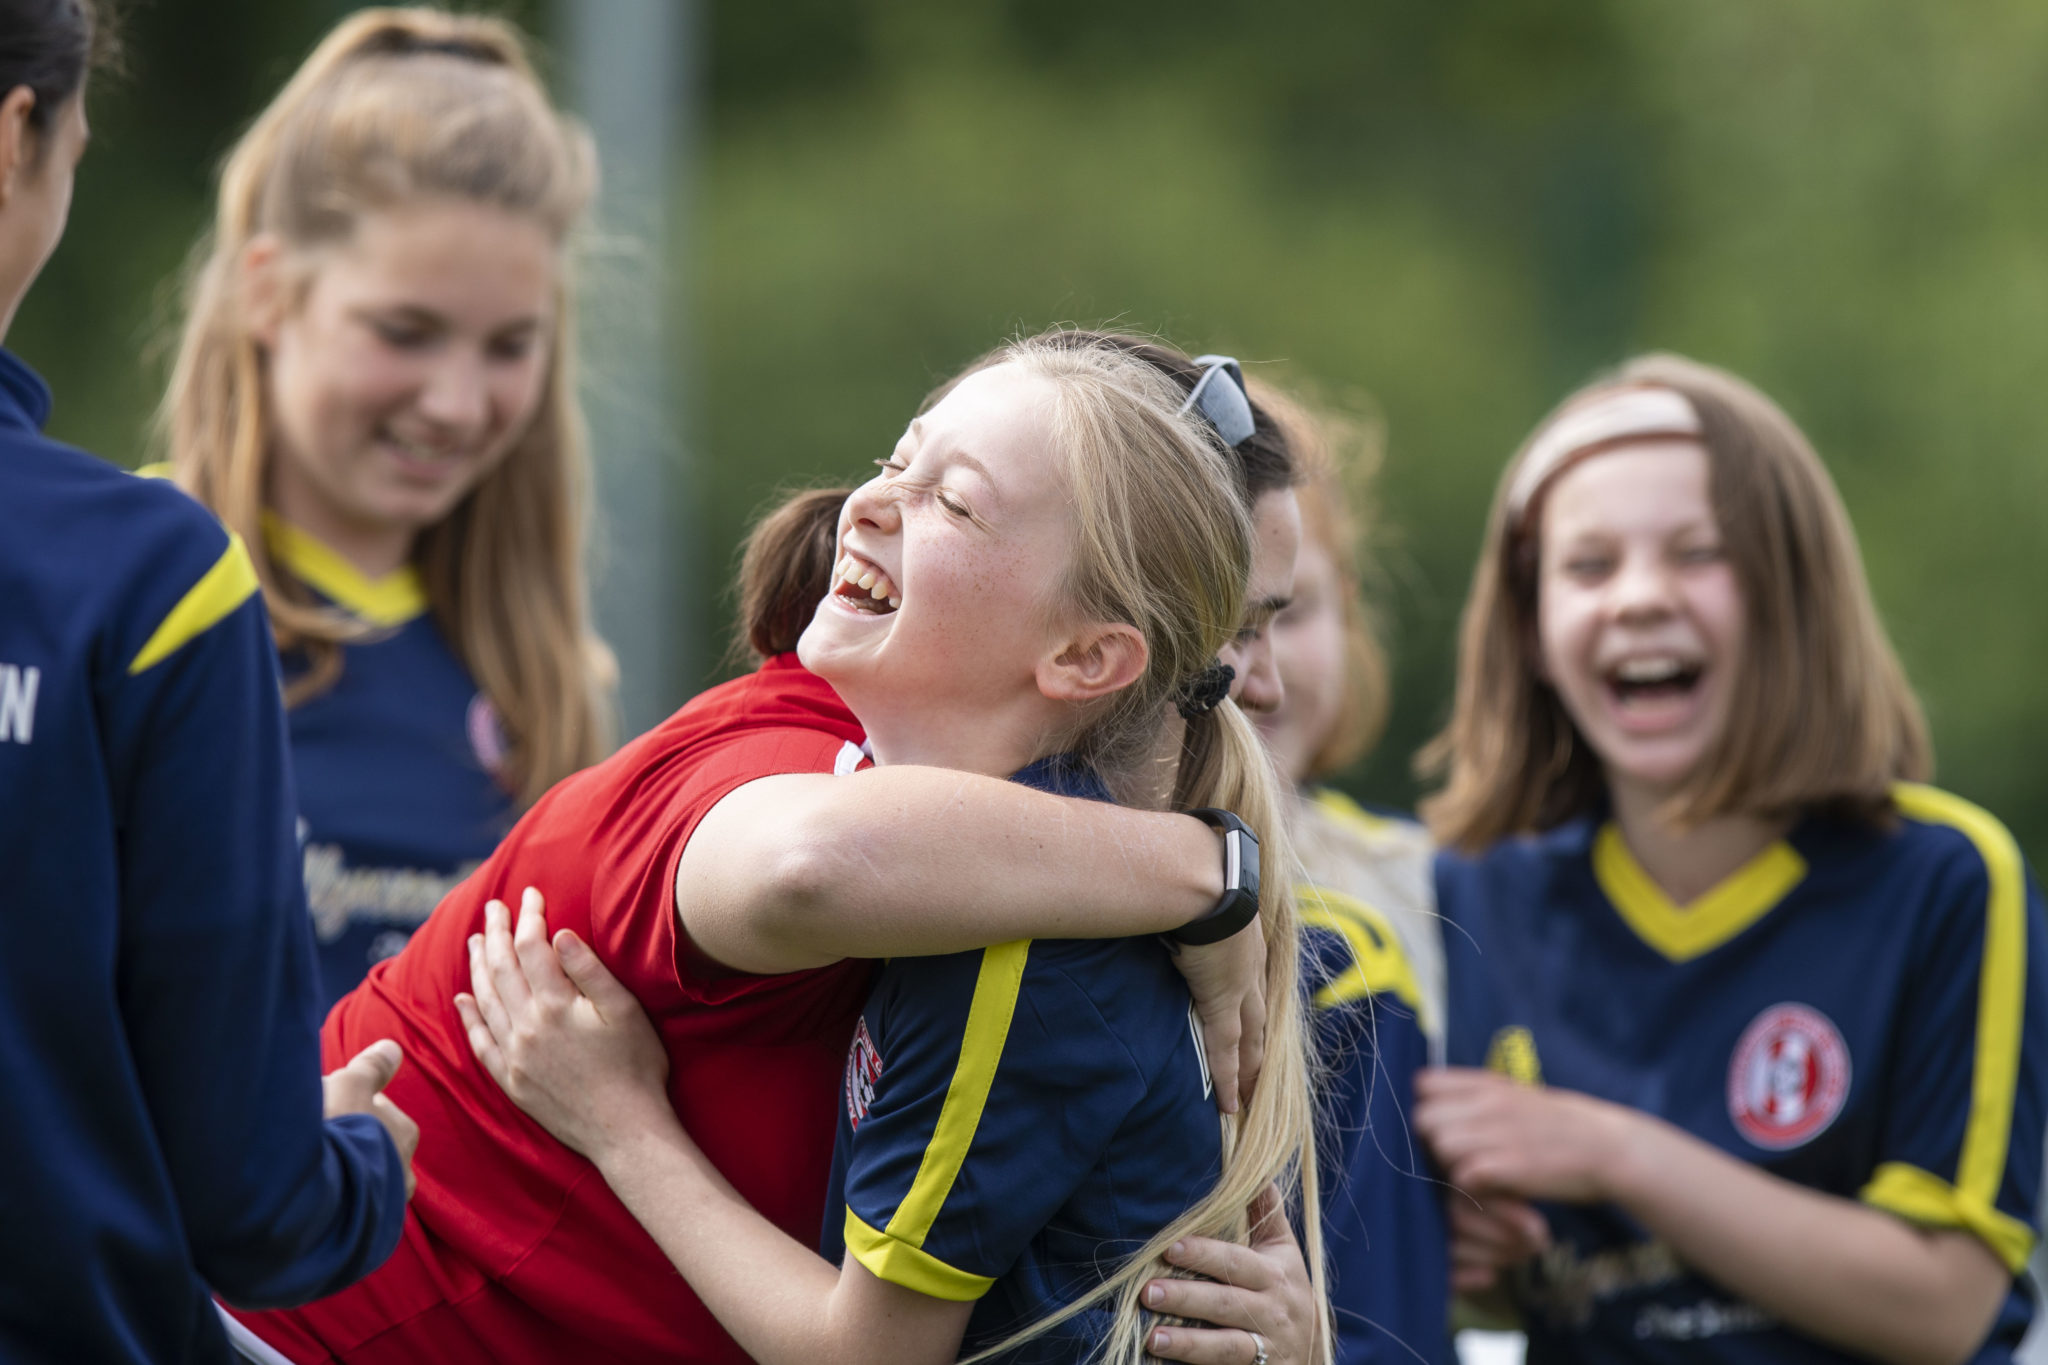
[552,930,638,1021]
[513,888,576,1008]
[1452,1261,1502,1293]
[1142,1275,1274,1333]
[1146,1325,1269,1365]
[1496,1197,1553,1253]
[1237,971,1267,1109]
[454,993,507,1083]
[1163,1233,1277,1293]
[467,933,516,1045]
[324,1038,403,1112]
[481,899,532,1018]
[1202,996,1241,1116]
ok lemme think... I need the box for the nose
[1608,548,1676,623]
[1219,633,1284,715]
[416,350,490,436]
[842,473,904,538]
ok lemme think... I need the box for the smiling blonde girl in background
[161,7,611,1005]
[1415,353,2048,1364]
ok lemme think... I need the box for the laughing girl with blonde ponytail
[160,7,612,1004]
[453,332,1331,1365]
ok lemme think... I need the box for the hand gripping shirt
[265,514,518,1008]
[0,350,405,1364]
[236,655,875,1364]
[1439,787,2048,1364]
[1293,789,1451,1365]
[821,754,1224,1363]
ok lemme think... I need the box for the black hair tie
[1176,661,1235,719]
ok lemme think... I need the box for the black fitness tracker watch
[1170,808,1261,946]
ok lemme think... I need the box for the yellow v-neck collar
[262,512,426,627]
[1592,823,1807,963]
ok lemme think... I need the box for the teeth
[1614,657,1686,683]
[836,555,898,608]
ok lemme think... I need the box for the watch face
[1223,828,1242,890]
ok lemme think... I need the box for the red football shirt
[233,655,873,1364]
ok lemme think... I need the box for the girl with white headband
[1412,352,2048,1363]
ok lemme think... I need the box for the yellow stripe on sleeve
[1881,783,2033,1268]
[1861,1162,2035,1272]
[842,1208,996,1301]
[866,940,1029,1288]
[128,534,261,675]
[1299,884,1428,1029]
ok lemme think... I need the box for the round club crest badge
[1727,1003,1851,1150]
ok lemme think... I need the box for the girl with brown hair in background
[1416,354,2048,1364]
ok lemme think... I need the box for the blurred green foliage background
[20,0,2047,861]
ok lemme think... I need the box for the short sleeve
[839,943,1148,1301]
[589,724,849,1000]
[1858,788,2048,1274]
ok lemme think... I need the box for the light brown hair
[1420,352,1931,851]
[158,7,611,806]
[1253,379,1392,779]
[943,335,1329,1363]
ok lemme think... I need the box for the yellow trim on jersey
[843,1207,996,1301]
[261,512,425,626]
[1890,781,2031,1270]
[1593,824,1806,963]
[133,461,174,480]
[1299,883,1428,1029]
[869,939,1029,1289]
[1311,787,1400,841]
[127,534,260,675]
[1861,1161,2035,1273]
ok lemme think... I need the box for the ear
[1037,621,1148,706]
[0,86,39,208]
[238,234,293,347]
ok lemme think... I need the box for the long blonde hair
[159,6,612,806]
[967,334,1331,1363]
[1420,352,1930,849]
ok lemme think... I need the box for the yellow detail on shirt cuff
[1861,1161,2036,1273]
[843,1207,993,1302]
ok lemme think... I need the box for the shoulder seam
[128,533,261,675]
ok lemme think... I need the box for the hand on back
[455,887,674,1162]
[322,1039,420,1200]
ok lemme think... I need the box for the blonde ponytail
[158,7,612,805]
[959,335,1330,1364]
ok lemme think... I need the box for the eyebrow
[1247,594,1292,620]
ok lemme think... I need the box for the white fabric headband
[1506,386,1703,524]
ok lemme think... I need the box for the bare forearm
[687,768,1221,971]
[592,1125,859,1363]
[1605,1117,2005,1365]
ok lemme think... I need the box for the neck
[1607,776,1787,906]
[856,691,1064,779]
[269,469,416,581]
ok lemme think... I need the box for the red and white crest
[1727,1003,1851,1150]
[845,1018,883,1130]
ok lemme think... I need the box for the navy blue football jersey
[263,514,517,1007]
[820,754,1222,1363]
[1440,786,2048,1363]
[1296,789,1451,1364]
